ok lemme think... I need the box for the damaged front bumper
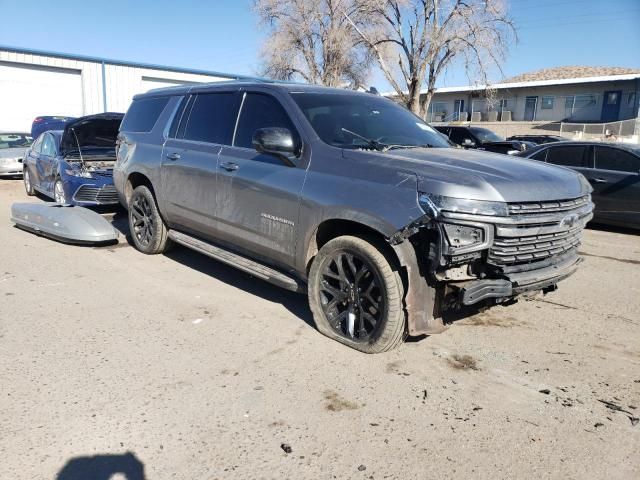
[454,252,581,306]
[390,194,593,335]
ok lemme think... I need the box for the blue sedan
[22,113,123,206]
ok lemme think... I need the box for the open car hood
[60,113,124,157]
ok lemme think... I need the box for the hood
[60,113,124,156]
[342,147,590,203]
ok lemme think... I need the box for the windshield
[469,127,504,143]
[0,133,33,149]
[291,92,450,150]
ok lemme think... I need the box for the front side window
[546,146,588,168]
[121,96,170,133]
[449,128,471,145]
[234,93,298,149]
[40,134,56,157]
[595,146,640,173]
[531,149,548,161]
[291,92,450,149]
[181,93,239,145]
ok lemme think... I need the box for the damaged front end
[390,192,593,335]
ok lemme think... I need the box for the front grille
[489,196,591,269]
[507,195,590,215]
[73,184,118,204]
[90,170,114,178]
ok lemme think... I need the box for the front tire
[23,168,34,196]
[128,185,172,254]
[308,235,406,353]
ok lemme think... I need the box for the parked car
[23,113,123,205]
[435,125,536,154]
[115,82,593,353]
[31,116,76,140]
[517,141,640,229]
[507,134,568,145]
[0,132,32,177]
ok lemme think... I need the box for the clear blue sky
[1,0,639,90]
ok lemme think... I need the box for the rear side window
[121,97,170,133]
[234,93,297,149]
[181,93,239,144]
[595,146,640,173]
[546,146,588,167]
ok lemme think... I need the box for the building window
[574,94,597,108]
[541,96,555,109]
[628,92,637,107]
[565,96,574,109]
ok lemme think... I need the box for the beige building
[425,66,640,123]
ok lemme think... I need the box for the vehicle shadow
[56,452,145,480]
[163,245,316,328]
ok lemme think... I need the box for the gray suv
[114,81,593,353]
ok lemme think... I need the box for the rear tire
[128,185,172,254]
[308,235,406,353]
[23,168,34,196]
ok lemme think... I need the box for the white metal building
[0,45,246,132]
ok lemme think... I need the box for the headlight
[65,168,93,178]
[443,223,484,250]
[419,193,509,217]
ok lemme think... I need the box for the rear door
[161,91,240,239]
[591,146,640,226]
[215,91,307,267]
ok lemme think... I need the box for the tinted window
[182,93,238,144]
[41,134,56,157]
[292,92,449,149]
[595,146,640,173]
[531,149,547,161]
[546,146,588,167]
[234,93,297,149]
[449,128,470,145]
[121,97,170,133]
[168,96,189,139]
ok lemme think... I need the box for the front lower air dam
[10,203,118,245]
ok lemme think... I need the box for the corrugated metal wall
[0,49,233,131]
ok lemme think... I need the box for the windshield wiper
[384,144,434,151]
[340,128,387,151]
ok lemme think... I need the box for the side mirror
[462,138,476,148]
[252,127,299,166]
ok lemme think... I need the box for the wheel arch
[124,171,155,207]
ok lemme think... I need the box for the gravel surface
[0,179,638,479]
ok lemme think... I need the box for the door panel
[161,138,221,237]
[524,96,538,121]
[216,146,306,267]
[590,146,640,225]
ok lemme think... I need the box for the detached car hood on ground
[344,147,590,203]
[60,113,124,157]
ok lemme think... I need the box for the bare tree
[254,0,373,88]
[346,0,516,116]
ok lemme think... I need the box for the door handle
[588,177,608,184]
[220,161,239,172]
[166,152,181,161]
